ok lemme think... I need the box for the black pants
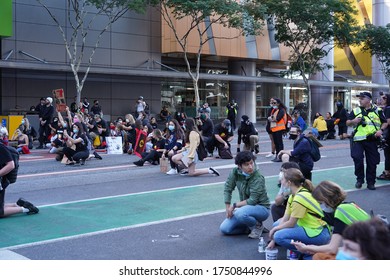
[141,150,161,163]
[351,140,380,185]
[39,123,50,146]
[272,130,284,154]
[63,147,89,162]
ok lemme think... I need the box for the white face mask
[320,203,334,213]
[278,171,284,181]
[272,105,278,109]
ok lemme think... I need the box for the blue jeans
[220,205,269,235]
[273,221,330,259]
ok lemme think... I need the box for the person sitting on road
[312,113,328,140]
[324,112,336,139]
[220,151,270,239]
[292,181,370,260]
[133,129,166,166]
[160,106,171,122]
[171,118,219,177]
[63,122,90,165]
[13,129,30,154]
[335,217,390,260]
[209,119,234,158]
[165,119,185,175]
[1,143,39,217]
[278,125,314,180]
[270,161,300,222]
[198,113,214,157]
[266,168,330,260]
[237,115,259,154]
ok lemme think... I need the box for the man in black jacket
[237,115,259,154]
[37,97,54,149]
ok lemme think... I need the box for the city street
[1,126,389,260]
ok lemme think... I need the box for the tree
[361,24,390,85]
[261,0,360,124]
[37,0,146,105]
[151,0,265,112]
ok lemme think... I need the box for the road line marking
[1,210,225,251]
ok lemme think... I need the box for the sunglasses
[271,102,277,105]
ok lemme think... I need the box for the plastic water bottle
[258,237,265,253]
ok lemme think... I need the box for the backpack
[304,136,321,162]
[286,113,293,132]
[197,133,207,161]
[1,144,19,185]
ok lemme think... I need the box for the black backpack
[1,144,19,186]
[197,133,207,161]
[304,136,321,162]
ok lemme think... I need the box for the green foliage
[262,0,359,78]
[360,24,390,82]
[87,0,150,14]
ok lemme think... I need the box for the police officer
[347,92,387,190]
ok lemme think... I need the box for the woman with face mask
[292,181,370,260]
[219,151,270,239]
[278,125,314,180]
[165,119,185,175]
[336,217,390,260]
[62,122,90,165]
[267,168,330,259]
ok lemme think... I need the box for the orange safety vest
[270,108,286,132]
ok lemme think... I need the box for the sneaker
[36,145,44,149]
[16,198,39,214]
[367,184,376,190]
[80,159,86,166]
[133,160,144,166]
[265,152,274,158]
[271,157,282,162]
[180,170,189,176]
[166,168,178,175]
[207,153,213,157]
[209,167,220,176]
[355,181,363,189]
[94,151,103,160]
[254,145,260,154]
[248,222,264,239]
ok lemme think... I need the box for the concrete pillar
[372,0,390,95]
[228,60,257,123]
[311,47,334,116]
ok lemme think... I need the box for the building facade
[0,0,389,125]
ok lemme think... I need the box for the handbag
[160,155,169,173]
[218,146,233,159]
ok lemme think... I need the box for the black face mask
[290,134,298,140]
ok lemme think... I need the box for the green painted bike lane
[1,164,387,249]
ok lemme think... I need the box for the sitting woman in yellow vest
[291,181,370,260]
[267,168,330,259]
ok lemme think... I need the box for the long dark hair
[184,118,199,143]
[73,122,85,137]
[166,119,184,140]
[273,97,288,111]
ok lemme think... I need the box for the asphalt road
[1,127,389,260]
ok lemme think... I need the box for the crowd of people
[1,93,390,260]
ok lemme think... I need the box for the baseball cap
[223,119,231,127]
[139,96,144,100]
[356,92,372,99]
[46,97,53,104]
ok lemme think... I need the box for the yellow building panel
[334,0,372,77]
